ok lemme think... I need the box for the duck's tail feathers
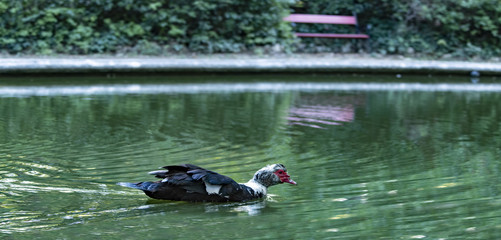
[117,181,157,191]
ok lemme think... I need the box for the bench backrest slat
[283,14,357,25]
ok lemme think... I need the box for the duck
[118,163,296,202]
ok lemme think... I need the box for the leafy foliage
[294,0,501,58]
[0,0,293,54]
[1,0,500,58]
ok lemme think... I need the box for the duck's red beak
[283,177,297,185]
[275,170,297,185]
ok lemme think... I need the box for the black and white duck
[118,163,296,202]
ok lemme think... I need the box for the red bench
[283,14,369,39]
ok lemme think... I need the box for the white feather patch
[205,182,222,195]
[148,170,168,175]
[244,180,267,197]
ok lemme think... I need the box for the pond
[1,74,501,239]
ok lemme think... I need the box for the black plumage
[118,163,296,202]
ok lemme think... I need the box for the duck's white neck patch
[244,179,267,197]
[204,182,222,195]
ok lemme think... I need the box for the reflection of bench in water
[287,94,364,129]
[288,105,355,128]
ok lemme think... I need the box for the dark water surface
[1,75,501,239]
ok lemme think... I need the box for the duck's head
[253,164,297,187]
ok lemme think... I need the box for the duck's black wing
[119,164,245,202]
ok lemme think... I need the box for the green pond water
[1,75,501,239]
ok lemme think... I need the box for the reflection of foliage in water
[0,92,293,147]
[1,89,501,238]
[290,91,501,239]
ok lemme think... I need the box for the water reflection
[288,94,361,128]
[1,80,501,239]
[2,82,501,97]
[204,200,267,216]
[288,105,355,128]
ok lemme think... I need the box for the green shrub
[1,0,500,58]
[293,0,501,58]
[0,0,293,54]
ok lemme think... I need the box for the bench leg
[354,39,371,53]
[364,38,372,53]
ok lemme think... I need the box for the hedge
[291,0,501,58]
[0,0,293,54]
[1,0,500,58]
